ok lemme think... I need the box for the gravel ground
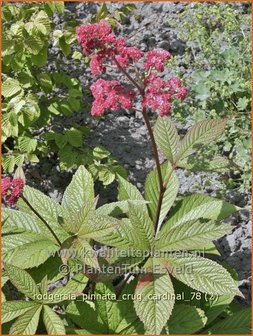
[24,2,251,305]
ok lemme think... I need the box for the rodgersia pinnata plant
[2,19,250,336]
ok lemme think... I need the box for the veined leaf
[2,208,42,234]
[117,175,147,213]
[164,254,241,296]
[2,78,23,98]
[71,237,99,269]
[134,258,175,334]
[66,300,105,333]
[127,202,154,250]
[96,200,148,216]
[154,116,179,163]
[155,220,232,251]
[4,264,40,300]
[2,301,40,323]
[63,201,95,234]
[161,193,238,233]
[176,119,227,161]
[95,283,118,333]
[78,214,120,240]
[17,186,67,243]
[97,218,151,251]
[3,232,59,268]
[145,161,179,228]
[9,305,42,335]
[178,155,231,172]
[163,304,207,334]
[61,166,94,216]
[43,305,65,335]
[203,308,251,334]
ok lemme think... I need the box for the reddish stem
[113,58,165,230]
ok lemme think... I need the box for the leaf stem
[21,195,62,246]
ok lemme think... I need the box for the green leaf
[118,175,145,205]
[95,283,118,333]
[55,2,65,14]
[9,305,42,335]
[178,155,231,172]
[2,78,22,97]
[65,128,82,147]
[203,308,251,334]
[78,214,120,240]
[164,254,241,296]
[4,264,40,300]
[155,220,232,251]
[96,218,150,251]
[18,136,37,154]
[134,258,175,334]
[31,46,48,67]
[3,232,59,268]
[63,201,95,234]
[145,161,179,228]
[154,116,179,163]
[37,73,52,91]
[164,304,207,334]
[2,208,42,234]
[177,119,227,161]
[61,166,94,217]
[43,305,65,335]
[66,300,105,333]
[59,36,71,56]
[2,301,40,323]
[17,186,67,243]
[161,194,238,232]
[127,202,154,250]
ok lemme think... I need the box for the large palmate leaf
[155,219,232,251]
[17,186,68,242]
[4,264,40,300]
[164,254,242,297]
[203,308,251,334]
[176,118,227,161]
[61,166,94,216]
[43,305,65,335]
[145,162,179,228]
[154,116,179,163]
[2,232,59,268]
[163,304,207,334]
[160,193,238,234]
[2,301,40,324]
[9,305,42,335]
[134,258,175,334]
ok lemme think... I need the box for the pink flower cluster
[77,20,143,76]
[2,177,24,206]
[77,20,187,117]
[143,75,187,116]
[90,79,135,116]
